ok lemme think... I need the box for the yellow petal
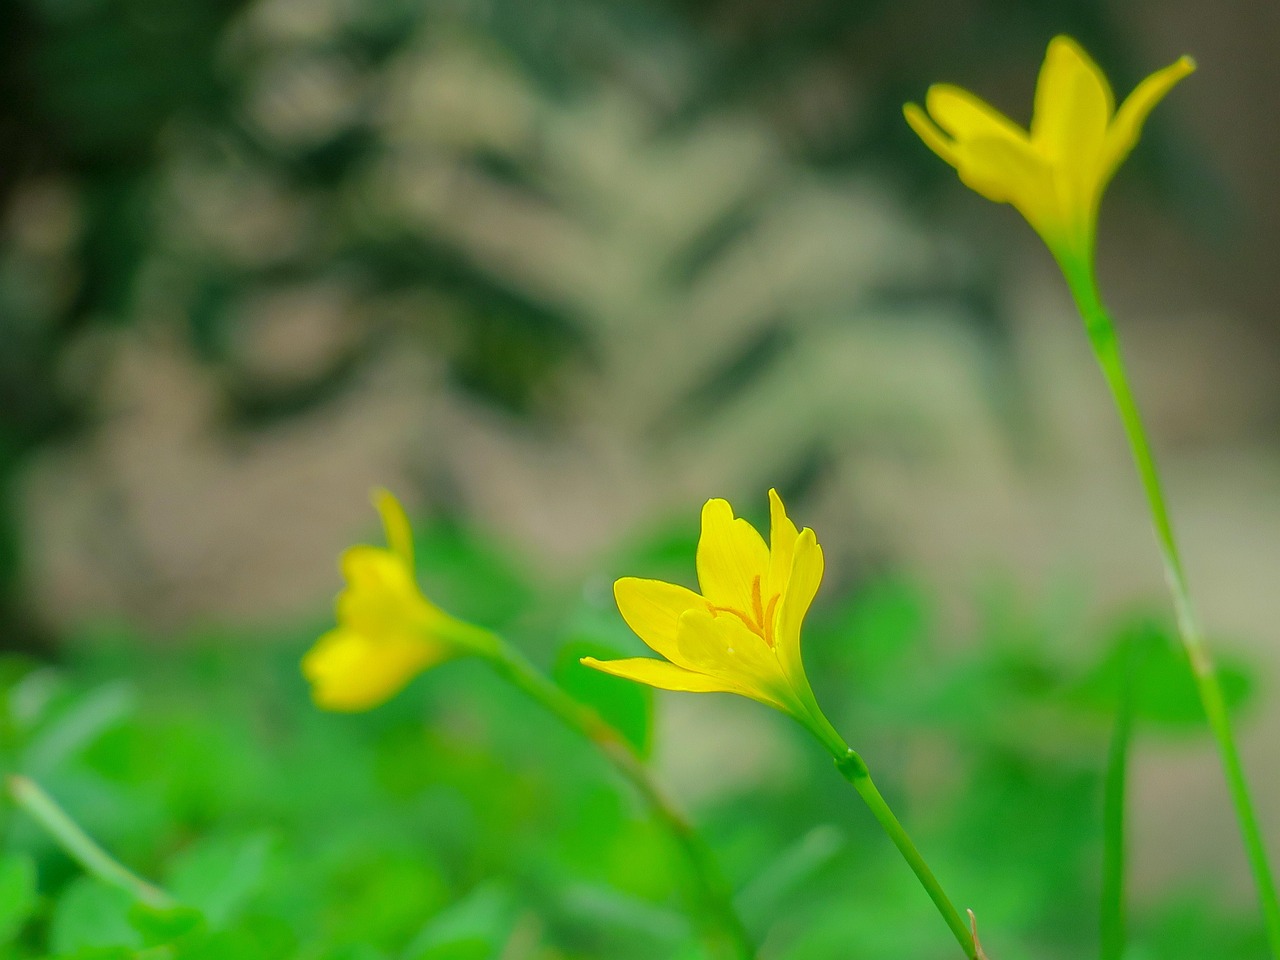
[580,656,751,696]
[953,136,1057,232]
[373,488,415,568]
[765,488,800,600]
[1100,55,1196,186]
[773,528,823,695]
[337,546,438,638]
[903,102,958,168]
[675,608,789,708]
[925,84,1027,146]
[1030,35,1114,167]
[695,498,770,614]
[614,576,704,666]
[302,627,445,711]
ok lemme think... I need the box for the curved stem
[486,639,755,960]
[1100,637,1138,960]
[828,743,981,960]
[7,775,171,908]
[1065,264,1280,958]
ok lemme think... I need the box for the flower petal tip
[1047,34,1085,55]
[612,576,641,597]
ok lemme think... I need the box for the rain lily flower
[302,490,494,711]
[301,493,757,958]
[904,35,1194,268]
[584,491,840,748]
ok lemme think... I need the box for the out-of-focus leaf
[613,524,700,585]
[557,882,687,944]
[410,944,488,960]
[404,885,515,960]
[127,902,206,947]
[411,523,533,632]
[0,853,38,942]
[735,825,844,921]
[320,848,449,947]
[166,833,272,927]
[554,640,653,758]
[21,682,134,777]
[49,877,139,952]
[812,577,929,686]
[1135,896,1267,959]
[1069,617,1254,731]
[167,928,275,960]
[320,946,388,960]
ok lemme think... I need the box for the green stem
[7,774,171,907]
[485,639,755,960]
[1065,264,1280,958]
[828,743,981,960]
[1100,636,1138,960]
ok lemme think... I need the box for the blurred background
[2,0,1280,957]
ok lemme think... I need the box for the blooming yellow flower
[904,35,1194,266]
[302,490,493,711]
[583,490,837,743]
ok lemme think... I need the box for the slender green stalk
[1100,636,1138,960]
[826,744,981,960]
[1063,262,1280,957]
[7,774,171,907]
[485,639,755,960]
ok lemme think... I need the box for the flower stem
[1100,635,1138,960]
[830,746,981,960]
[1065,264,1280,958]
[7,774,171,908]
[485,639,756,960]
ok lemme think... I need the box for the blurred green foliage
[0,516,1266,959]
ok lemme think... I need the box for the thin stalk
[1064,264,1280,958]
[828,744,982,960]
[7,774,171,907]
[486,639,755,960]
[1100,636,1138,960]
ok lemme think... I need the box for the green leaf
[166,833,272,927]
[21,682,134,777]
[0,853,37,943]
[320,947,388,960]
[167,929,270,960]
[412,523,533,631]
[812,576,930,686]
[735,825,845,919]
[554,640,653,757]
[1070,616,1254,731]
[404,885,515,960]
[49,878,139,953]
[127,902,206,947]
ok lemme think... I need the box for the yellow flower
[904,35,1194,266]
[302,490,493,711]
[583,491,837,742]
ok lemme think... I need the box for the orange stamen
[751,576,765,628]
[705,602,765,640]
[762,593,780,647]
[705,575,783,647]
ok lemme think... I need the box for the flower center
[706,575,780,647]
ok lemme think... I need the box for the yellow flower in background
[583,491,839,745]
[904,35,1194,266]
[302,490,493,711]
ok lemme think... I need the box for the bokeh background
[2,0,1280,957]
